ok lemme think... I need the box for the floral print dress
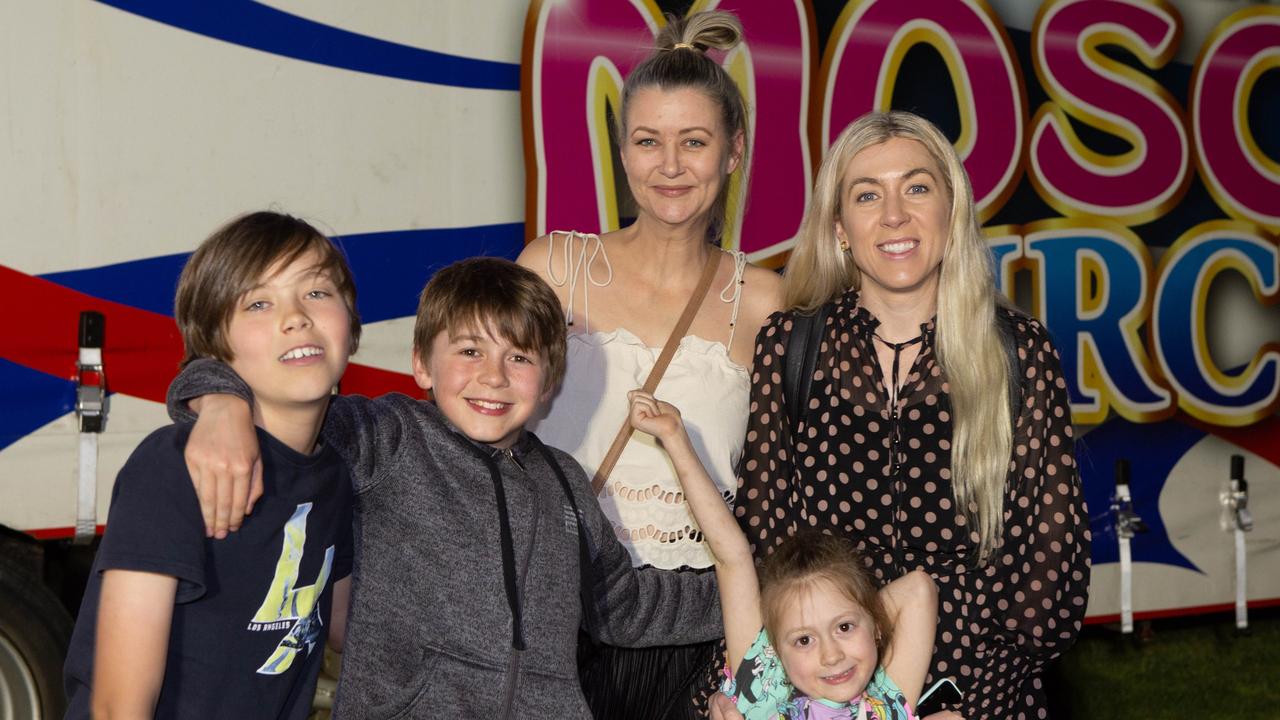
[722,628,915,720]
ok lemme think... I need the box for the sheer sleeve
[974,315,1091,712]
[735,311,805,559]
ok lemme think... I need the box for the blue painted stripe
[40,223,526,325]
[95,0,519,91]
[1077,417,1204,572]
[0,358,77,452]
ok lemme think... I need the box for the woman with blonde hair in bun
[519,9,782,719]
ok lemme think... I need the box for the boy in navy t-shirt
[63,211,358,719]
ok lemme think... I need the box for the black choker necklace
[871,331,924,413]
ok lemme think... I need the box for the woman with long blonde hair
[733,111,1089,719]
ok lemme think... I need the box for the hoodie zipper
[502,446,526,472]
[496,445,526,719]
[453,433,528,717]
[499,648,523,718]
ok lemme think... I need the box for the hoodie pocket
[380,648,441,720]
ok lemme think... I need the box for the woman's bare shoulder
[515,234,549,272]
[517,230,604,275]
[738,262,785,330]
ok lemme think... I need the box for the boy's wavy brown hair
[175,211,360,367]
[413,257,566,393]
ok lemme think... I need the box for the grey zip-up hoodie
[169,360,722,719]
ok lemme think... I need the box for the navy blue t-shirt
[64,422,354,720]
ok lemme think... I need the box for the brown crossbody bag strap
[589,250,723,496]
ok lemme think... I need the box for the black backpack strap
[996,308,1024,431]
[784,304,830,429]
[527,434,600,634]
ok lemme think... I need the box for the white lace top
[528,231,750,569]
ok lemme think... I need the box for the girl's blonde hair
[760,532,891,658]
[783,111,1011,563]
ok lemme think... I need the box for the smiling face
[835,136,951,311]
[775,577,880,705]
[225,249,352,423]
[413,324,548,449]
[620,86,743,232]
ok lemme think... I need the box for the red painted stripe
[1084,597,1280,625]
[24,525,108,541]
[1185,414,1280,470]
[0,264,420,403]
[0,266,183,401]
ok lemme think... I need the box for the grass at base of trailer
[308,609,1279,719]
[1052,608,1280,719]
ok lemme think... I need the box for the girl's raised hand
[627,389,685,442]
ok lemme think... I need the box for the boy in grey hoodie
[168,257,721,719]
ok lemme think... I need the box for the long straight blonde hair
[784,111,1011,563]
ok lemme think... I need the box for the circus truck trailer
[2,0,1280,717]
[0,1,525,715]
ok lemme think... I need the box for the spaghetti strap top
[528,231,751,569]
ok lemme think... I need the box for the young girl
[628,390,941,720]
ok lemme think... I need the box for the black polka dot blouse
[735,290,1091,719]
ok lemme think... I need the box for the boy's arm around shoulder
[167,359,420,534]
[880,570,937,708]
[167,359,261,537]
[167,358,401,482]
[550,446,722,648]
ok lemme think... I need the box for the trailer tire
[0,554,71,719]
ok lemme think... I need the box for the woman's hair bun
[655,10,742,53]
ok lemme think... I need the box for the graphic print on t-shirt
[247,502,336,675]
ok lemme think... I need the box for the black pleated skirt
[578,634,721,719]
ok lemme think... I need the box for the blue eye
[856,191,877,202]
[636,138,657,147]
[908,183,930,194]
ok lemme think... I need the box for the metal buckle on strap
[1112,460,1148,635]
[1222,454,1252,631]
[74,311,107,544]
[75,311,108,434]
